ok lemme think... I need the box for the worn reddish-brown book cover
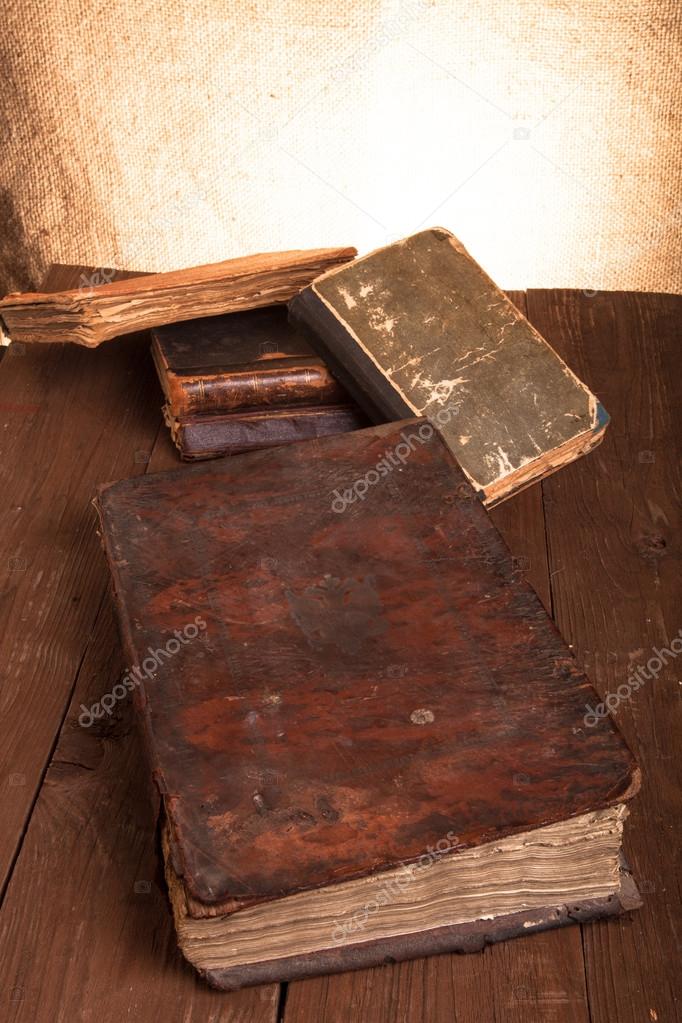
[96,420,638,987]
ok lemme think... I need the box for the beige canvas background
[0,0,680,296]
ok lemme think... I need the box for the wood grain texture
[0,265,162,896]
[0,277,676,1022]
[526,290,682,1023]
[0,247,356,347]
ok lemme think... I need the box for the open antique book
[0,246,356,347]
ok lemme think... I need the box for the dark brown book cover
[151,306,348,418]
[165,402,368,460]
[96,419,637,914]
[289,229,609,506]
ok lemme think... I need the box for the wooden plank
[526,290,682,1023]
[282,292,591,1023]
[0,587,279,1022]
[0,265,162,895]
[0,265,279,1021]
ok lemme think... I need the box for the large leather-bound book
[289,229,609,506]
[96,420,639,991]
[151,306,367,459]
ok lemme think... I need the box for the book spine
[288,291,405,424]
[166,363,347,417]
[92,494,170,839]
[171,404,367,460]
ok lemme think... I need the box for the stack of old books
[0,229,640,991]
[151,305,367,460]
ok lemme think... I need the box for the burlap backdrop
[1,0,680,295]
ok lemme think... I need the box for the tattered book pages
[0,246,356,347]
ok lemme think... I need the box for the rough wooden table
[0,266,679,1023]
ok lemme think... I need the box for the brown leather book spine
[165,362,347,417]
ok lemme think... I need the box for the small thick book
[151,306,349,417]
[152,306,367,459]
[289,229,609,506]
[0,245,356,347]
[96,420,639,990]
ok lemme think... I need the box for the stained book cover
[151,305,348,418]
[289,228,609,506]
[96,420,638,987]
